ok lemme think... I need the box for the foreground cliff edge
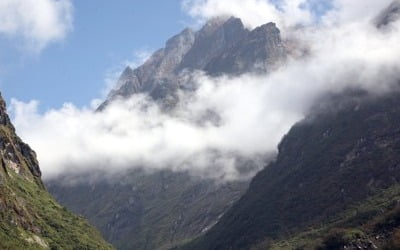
[0,93,113,249]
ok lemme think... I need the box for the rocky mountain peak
[105,65,141,102]
[252,22,279,36]
[101,17,286,108]
[177,16,249,71]
[221,16,248,42]
[152,27,195,78]
[204,21,286,75]
[121,65,134,76]
[114,66,135,87]
[197,16,230,37]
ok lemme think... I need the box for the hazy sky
[0,0,191,111]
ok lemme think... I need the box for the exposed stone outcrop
[100,17,287,109]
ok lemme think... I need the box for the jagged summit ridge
[101,16,287,108]
[204,21,285,75]
[176,16,249,71]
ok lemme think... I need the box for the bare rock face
[153,28,196,78]
[204,22,286,76]
[100,17,287,109]
[108,66,140,99]
[177,17,249,72]
[0,93,42,182]
[104,28,196,105]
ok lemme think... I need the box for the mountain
[98,16,286,110]
[178,90,400,250]
[48,170,248,250]
[0,93,112,249]
[48,17,287,250]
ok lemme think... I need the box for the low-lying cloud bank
[10,0,400,181]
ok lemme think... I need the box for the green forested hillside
[0,94,113,250]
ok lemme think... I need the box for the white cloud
[0,0,73,51]
[9,0,400,182]
[182,0,400,31]
[182,0,314,29]
[324,0,395,25]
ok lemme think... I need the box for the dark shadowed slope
[179,90,400,250]
[48,170,248,250]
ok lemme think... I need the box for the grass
[0,124,113,249]
[265,184,400,250]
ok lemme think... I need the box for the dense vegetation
[267,184,400,249]
[0,95,112,250]
[0,172,113,250]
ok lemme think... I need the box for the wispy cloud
[0,0,73,52]
[182,0,314,29]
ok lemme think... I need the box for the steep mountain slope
[48,170,247,250]
[0,94,112,249]
[179,90,400,250]
[48,17,287,250]
[98,16,286,110]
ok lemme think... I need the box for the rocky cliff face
[176,17,249,72]
[99,17,286,110]
[0,93,112,249]
[204,22,286,76]
[0,96,42,182]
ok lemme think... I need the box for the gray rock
[176,16,249,72]
[100,16,287,109]
[204,22,286,76]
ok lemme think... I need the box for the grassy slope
[266,184,400,249]
[0,96,113,250]
[0,173,113,250]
